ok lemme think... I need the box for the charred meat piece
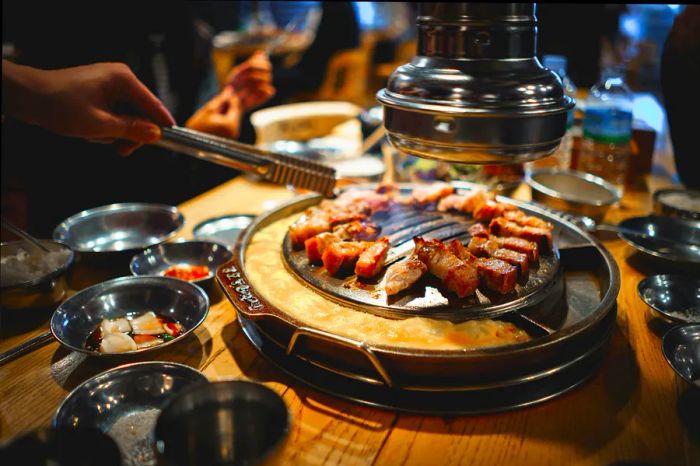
[491,235,539,263]
[322,241,368,276]
[492,248,529,277]
[290,201,371,249]
[448,239,518,293]
[503,210,553,231]
[414,237,479,297]
[437,190,495,214]
[489,217,553,251]
[355,238,390,278]
[476,258,518,294]
[473,200,518,222]
[289,210,332,249]
[333,190,392,213]
[411,182,455,204]
[332,220,381,241]
[304,232,341,263]
[468,223,490,238]
[385,254,428,296]
[467,236,499,258]
[437,194,467,212]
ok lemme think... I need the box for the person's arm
[185,51,275,139]
[2,60,175,155]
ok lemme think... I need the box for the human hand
[2,61,175,156]
[224,51,276,111]
[185,86,242,139]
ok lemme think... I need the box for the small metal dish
[525,168,620,223]
[638,275,700,324]
[53,203,184,268]
[662,324,700,387]
[192,215,256,249]
[618,215,700,264]
[53,362,208,466]
[50,276,209,356]
[653,188,700,221]
[155,380,290,466]
[130,241,233,302]
[0,240,74,310]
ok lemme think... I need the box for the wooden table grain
[1,174,699,466]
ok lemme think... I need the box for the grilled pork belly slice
[384,254,428,296]
[492,248,529,277]
[304,232,341,263]
[468,223,490,238]
[489,217,553,251]
[437,189,495,214]
[411,182,455,204]
[476,258,518,294]
[355,238,390,278]
[332,220,381,241]
[473,200,518,222]
[289,211,331,249]
[448,239,518,293]
[414,237,479,298]
[322,241,368,276]
[333,190,392,213]
[491,235,539,263]
[503,210,553,231]
[467,236,499,258]
[290,201,371,249]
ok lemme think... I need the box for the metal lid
[377,3,574,164]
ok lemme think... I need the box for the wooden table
[2,172,699,465]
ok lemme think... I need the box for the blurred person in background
[1,1,274,236]
[660,5,700,189]
[268,1,360,104]
[536,4,626,88]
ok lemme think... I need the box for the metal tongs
[155,126,337,197]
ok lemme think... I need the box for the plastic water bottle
[529,55,577,169]
[578,66,633,197]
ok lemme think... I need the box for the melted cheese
[244,215,530,350]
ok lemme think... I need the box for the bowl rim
[129,240,234,284]
[0,240,75,290]
[49,275,209,357]
[52,203,185,253]
[525,168,621,207]
[661,323,700,385]
[653,188,700,218]
[154,379,290,464]
[637,274,700,324]
[52,361,208,428]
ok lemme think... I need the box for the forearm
[2,60,49,126]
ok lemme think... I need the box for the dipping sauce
[85,311,184,353]
[163,265,210,281]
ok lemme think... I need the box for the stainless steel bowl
[662,324,700,387]
[638,275,700,324]
[154,380,290,466]
[53,203,184,271]
[130,241,233,302]
[653,188,700,221]
[50,276,209,357]
[193,215,256,250]
[525,168,620,223]
[53,362,208,466]
[0,240,74,310]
